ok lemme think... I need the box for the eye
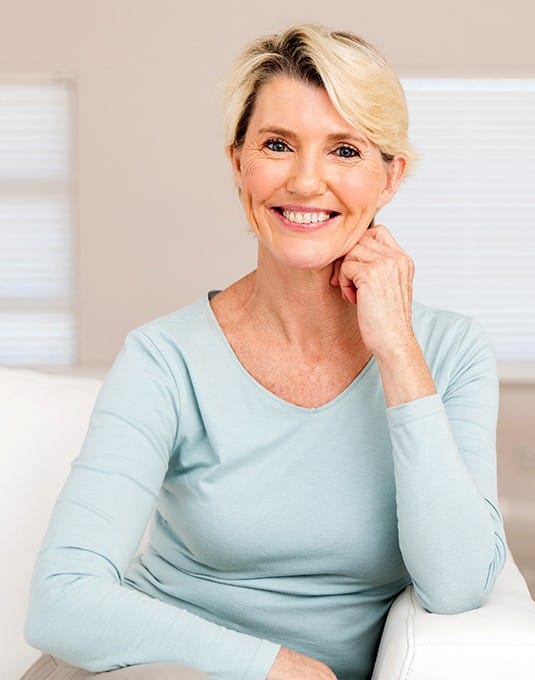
[264,138,291,153]
[334,145,360,159]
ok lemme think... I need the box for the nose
[285,152,327,197]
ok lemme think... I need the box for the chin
[272,245,334,272]
[258,230,343,271]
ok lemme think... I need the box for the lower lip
[271,208,338,233]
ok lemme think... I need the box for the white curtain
[0,82,74,366]
[379,79,535,362]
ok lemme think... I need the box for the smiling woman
[22,24,506,680]
[228,75,405,273]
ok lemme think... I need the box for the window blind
[0,82,74,366]
[379,79,535,362]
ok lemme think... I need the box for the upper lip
[273,205,339,214]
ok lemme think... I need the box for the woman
[22,24,506,680]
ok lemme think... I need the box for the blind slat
[379,79,535,361]
[0,83,74,366]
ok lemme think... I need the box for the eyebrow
[257,126,370,146]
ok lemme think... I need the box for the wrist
[374,335,437,408]
[372,330,418,364]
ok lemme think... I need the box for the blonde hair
[222,24,417,173]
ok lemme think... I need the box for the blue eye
[335,145,360,158]
[265,138,291,153]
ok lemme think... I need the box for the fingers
[340,226,412,277]
[340,281,357,304]
[331,225,411,305]
[331,257,357,304]
[339,259,363,295]
[367,224,405,253]
[330,258,342,287]
[346,227,398,264]
[346,239,388,263]
[332,239,380,304]
[338,259,361,304]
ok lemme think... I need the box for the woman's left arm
[334,225,507,614]
[382,320,506,614]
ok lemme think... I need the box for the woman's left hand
[330,224,416,358]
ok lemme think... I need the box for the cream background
[0,0,533,592]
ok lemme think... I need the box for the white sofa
[2,366,535,680]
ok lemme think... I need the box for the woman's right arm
[24,329,280,679]
[267,648,337,679]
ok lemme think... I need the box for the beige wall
[1,0,534,591]
[1,0,534,363]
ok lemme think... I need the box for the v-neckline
[203,291,376,414]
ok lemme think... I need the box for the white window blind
[0,82,75,366]
[379,79,535,362]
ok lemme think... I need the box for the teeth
[281,209,331,224]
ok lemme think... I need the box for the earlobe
[377,155,406,211]
[228,145,243,189]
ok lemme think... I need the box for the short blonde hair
[222,24,416,173]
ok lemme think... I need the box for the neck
[239,247,365,354]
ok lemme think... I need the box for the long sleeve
[386,316,507,614]
[24,329,280,678]
[24,294,509,680]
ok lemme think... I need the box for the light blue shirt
[25,293,506,680]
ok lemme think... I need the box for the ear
[227,145,243,190]
[376,155,406,211]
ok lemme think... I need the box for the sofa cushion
[0,367,102,679]
[372,550,535,679]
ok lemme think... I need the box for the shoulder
[103,293,219,391]
[97,293,223,418]
[128,293,216,353]
[411,300,497,393]
[137,293,212,332]
[412,299,491,349]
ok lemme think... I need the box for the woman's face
[229,75,405,272]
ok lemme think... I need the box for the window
[0,81,75,366]
[379,79,535,364]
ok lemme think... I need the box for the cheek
[242,160,286,204]
[337,169,383,212]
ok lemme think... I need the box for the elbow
[24,545,124,671]
[24,574,106,672]
[413,568,493,615]
[414,576,492,615]
[23,616,66,663]
[24,574,75,661]
[414,545,506,615]
[24,587,62,659]
[419,590,486,615]
[24,610,45,653]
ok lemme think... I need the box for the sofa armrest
[372,550,535,680]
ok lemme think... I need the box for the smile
[272,206,340,229]
[281,208,332,224]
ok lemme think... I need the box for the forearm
[376,328,506,613]
[387,395,506,613]
[26,559,280,678]
[25,466,280,678]
[374,334,436,408]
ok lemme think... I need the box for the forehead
[249,75,365,140]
